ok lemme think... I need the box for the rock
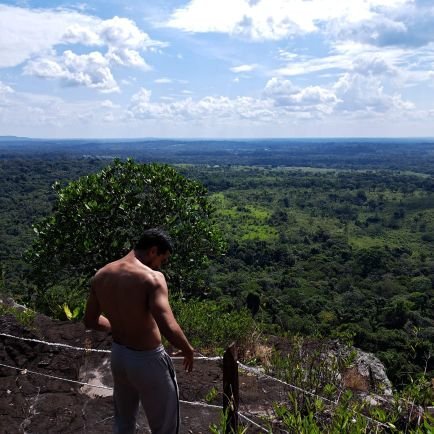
[342,366,370,392]
[341,348,393,396]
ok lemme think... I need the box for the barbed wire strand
[0,361,270,432]
[0,332,221,360]
[238,362,389,430]
[1,332,390,429]
[0,361,112,390]
[238,362,337,405]
[0,332,111,353]
[240,408,292,434]
[238,412,270,433]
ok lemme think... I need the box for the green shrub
[268,339,434,433]
[171,297,258,353]
[0,301,35,328]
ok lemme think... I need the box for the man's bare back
[90,251,166,350]
[84,244,194,372]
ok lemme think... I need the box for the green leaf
[63,303,73,320]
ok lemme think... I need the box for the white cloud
[0,5,99,68]
[154,78,173,84]
[24,50,119,93]
[278,50,301,61]
[332,41,434,88]
[264,77,339,114]
[329,1,434,48]
[0,5,164,77]
[0,77,421,137]
[275,42,425,92]
[264,77,299,98]
[127,71,415,126]
[166,0,412,41]
[160,96,176,101]
[129,79,341,124]
[0,81,14,95]
[230,64,258,73]
[63,23,101,46]
[275,53,354,76]
[333,72,414,113]
[100,99,119,109]
[292,86,338,105]
[129,87,275,122]
[98,16,163,50]
[106,47,150,70]
[99,16,165,69]
[352,55,398,76]
[0,88,127,134]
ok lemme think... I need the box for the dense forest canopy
[185,165,434,386]
[0,140,433,388]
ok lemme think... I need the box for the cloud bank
[0,5,165,92]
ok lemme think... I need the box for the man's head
[134,228,173,269]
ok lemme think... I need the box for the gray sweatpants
[111,342,179,434]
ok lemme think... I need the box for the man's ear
[148,246,158,256]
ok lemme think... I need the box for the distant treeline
[1,138,434,174]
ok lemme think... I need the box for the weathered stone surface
[0,311,285,433]
[328,342,393,397]
[342,366,371,392]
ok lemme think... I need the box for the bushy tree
[26,159,224,313]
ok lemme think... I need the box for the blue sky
[0,0,433,138]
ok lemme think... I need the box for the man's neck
[132,249,151,266]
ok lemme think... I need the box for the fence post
[223,342,239,433]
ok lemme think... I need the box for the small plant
[209,408,248,434]
[273,399,321,434]
[341,348,358,369]
[323,383,337,398]
[0,301,35,328]
[62,303,83,321]
[205,386,219,403]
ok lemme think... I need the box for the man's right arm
[149,273,194,372]
[83,277,112,333]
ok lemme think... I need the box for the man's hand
[173,349,194,372]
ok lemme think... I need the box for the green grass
[241,225,278,241]
[245,204,270,220]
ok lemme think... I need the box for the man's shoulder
[93,261,117,278]
[145,269,166,286]
[91,258,166,288]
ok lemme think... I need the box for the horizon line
[2,136,434,141]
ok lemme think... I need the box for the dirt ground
[0,313,288,433]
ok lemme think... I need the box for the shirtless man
[84,228,194,434]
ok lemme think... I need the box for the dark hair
[134,228,173,254]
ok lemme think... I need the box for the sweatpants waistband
[112,342,165,357]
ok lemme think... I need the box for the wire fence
[0,359,270,433]
[0,331,391,432]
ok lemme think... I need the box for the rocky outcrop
[340,348,393,397]
[0,309,276,432]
